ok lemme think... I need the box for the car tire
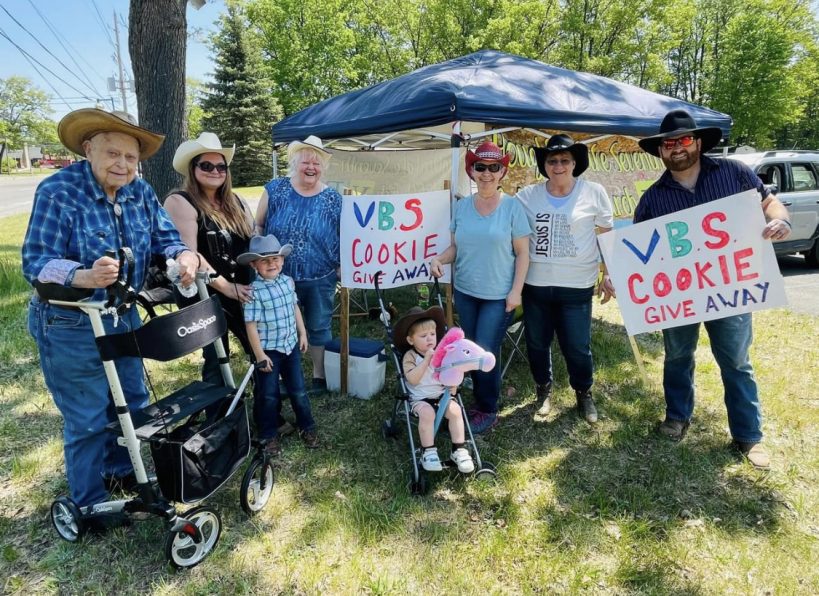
[805,239,819,268]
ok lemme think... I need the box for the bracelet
[781,219,792,229]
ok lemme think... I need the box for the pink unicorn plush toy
[430,327,496,386]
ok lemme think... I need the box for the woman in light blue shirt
[431,142,532,433]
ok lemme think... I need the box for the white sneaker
[420,448,443,472]
[450,448,475,474]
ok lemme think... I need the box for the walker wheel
[51,496,85,542]
[474,462,497,482]
[240,456,275,516]
[164,506,221,569]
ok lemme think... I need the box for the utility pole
[113,11,128,113]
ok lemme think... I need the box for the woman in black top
[165,132,254,385]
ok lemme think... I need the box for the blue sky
[0,0,224,121]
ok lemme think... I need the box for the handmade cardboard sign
[598,191,787,335]
[341,190,452,289]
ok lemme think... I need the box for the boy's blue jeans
[662,314,762,443]
[254,348,316,441]
[28,299,148,508]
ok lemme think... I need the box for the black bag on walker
[150,402,251,503]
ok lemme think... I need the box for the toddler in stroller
[394,306,474,473]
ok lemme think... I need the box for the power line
[0,29,73,112]
[89,0,115,48]
[0,26,96,103]
[0,2,101,98]
[25,0,103,96]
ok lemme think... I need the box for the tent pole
[445,121,462,327]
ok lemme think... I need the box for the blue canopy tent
[271,50,732,394]
[271,49,732,147]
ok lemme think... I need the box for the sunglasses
[473,162,503,173]
[661,135,696,150]
[196,161,228,173]
[546,158,574,167]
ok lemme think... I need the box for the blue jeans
[453,289,513,414]
[253,348,316,442]
[294,271,336,347]
[522,284,594,392]
[662,314,761,443]
[28,299,148,508]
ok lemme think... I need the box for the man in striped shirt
[634,109,792,470]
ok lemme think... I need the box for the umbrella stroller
[43,247,273,568]
[373,274,497,495]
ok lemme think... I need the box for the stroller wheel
[381,420,397,440]
[474,462,497,481]
[51,496,85,542]
[164,506,221,569]
[240,456,275,516]
[409,471,429,496]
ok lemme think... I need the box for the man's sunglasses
[196,161,228,173]
[473,162,503,173]
[662,135,696,150]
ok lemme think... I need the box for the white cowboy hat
[287,135,331,160]
[172,132,236,174]
[58,108,165,159]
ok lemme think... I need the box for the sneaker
[449,448,475,474]
[300,429,320,449]
[535,382,552,417]
[309,378,327,396]
[263,437,282,457]
[420,448,443,472]
[576,389,598,424]
[734,441,770,470]
[468,410,498,434]
[658,418,690,442]
[277,420,296,437]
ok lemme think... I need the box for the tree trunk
[128,0,188,199]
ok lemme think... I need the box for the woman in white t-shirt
[514,134,614,423]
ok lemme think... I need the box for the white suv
[720,150,819,267]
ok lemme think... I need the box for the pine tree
[202,5,282,187]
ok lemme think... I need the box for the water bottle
[166,258,198,298]
[417,283,430,308]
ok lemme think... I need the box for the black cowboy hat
[392,306,447,353]
[533,134,589,178]
[638,109,723,157]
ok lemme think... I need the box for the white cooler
[324,337,386,400]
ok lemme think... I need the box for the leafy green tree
[203,3,283,185]
[0,76,53,171]
[186,78,208,138]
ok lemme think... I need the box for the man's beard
[662,147,699,172]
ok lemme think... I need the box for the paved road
[0,174,46,219]
[1,173,816,315]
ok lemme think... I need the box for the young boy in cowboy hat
[239,234,319,455]
[394,306,475,473]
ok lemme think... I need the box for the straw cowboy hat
[287,135,331,160]
[464,141,510,181]
[392,306,447,353]
[236,234,293,266]
[58,108,165,159]
[172,132,235,175]
[638,109,723,157]
[533,134,589,178]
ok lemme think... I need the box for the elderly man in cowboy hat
[634,109,792,469]
[22,108,199,526]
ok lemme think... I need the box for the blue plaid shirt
[22,160,188,300]
[244,274,299,354]
[634,156,766,223]
[262,177,341,281]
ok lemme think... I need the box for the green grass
[1,213,818,594]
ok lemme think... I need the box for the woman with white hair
[254,136,342,395]
[165,132,255,385]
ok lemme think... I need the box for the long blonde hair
[181,155,252,237]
